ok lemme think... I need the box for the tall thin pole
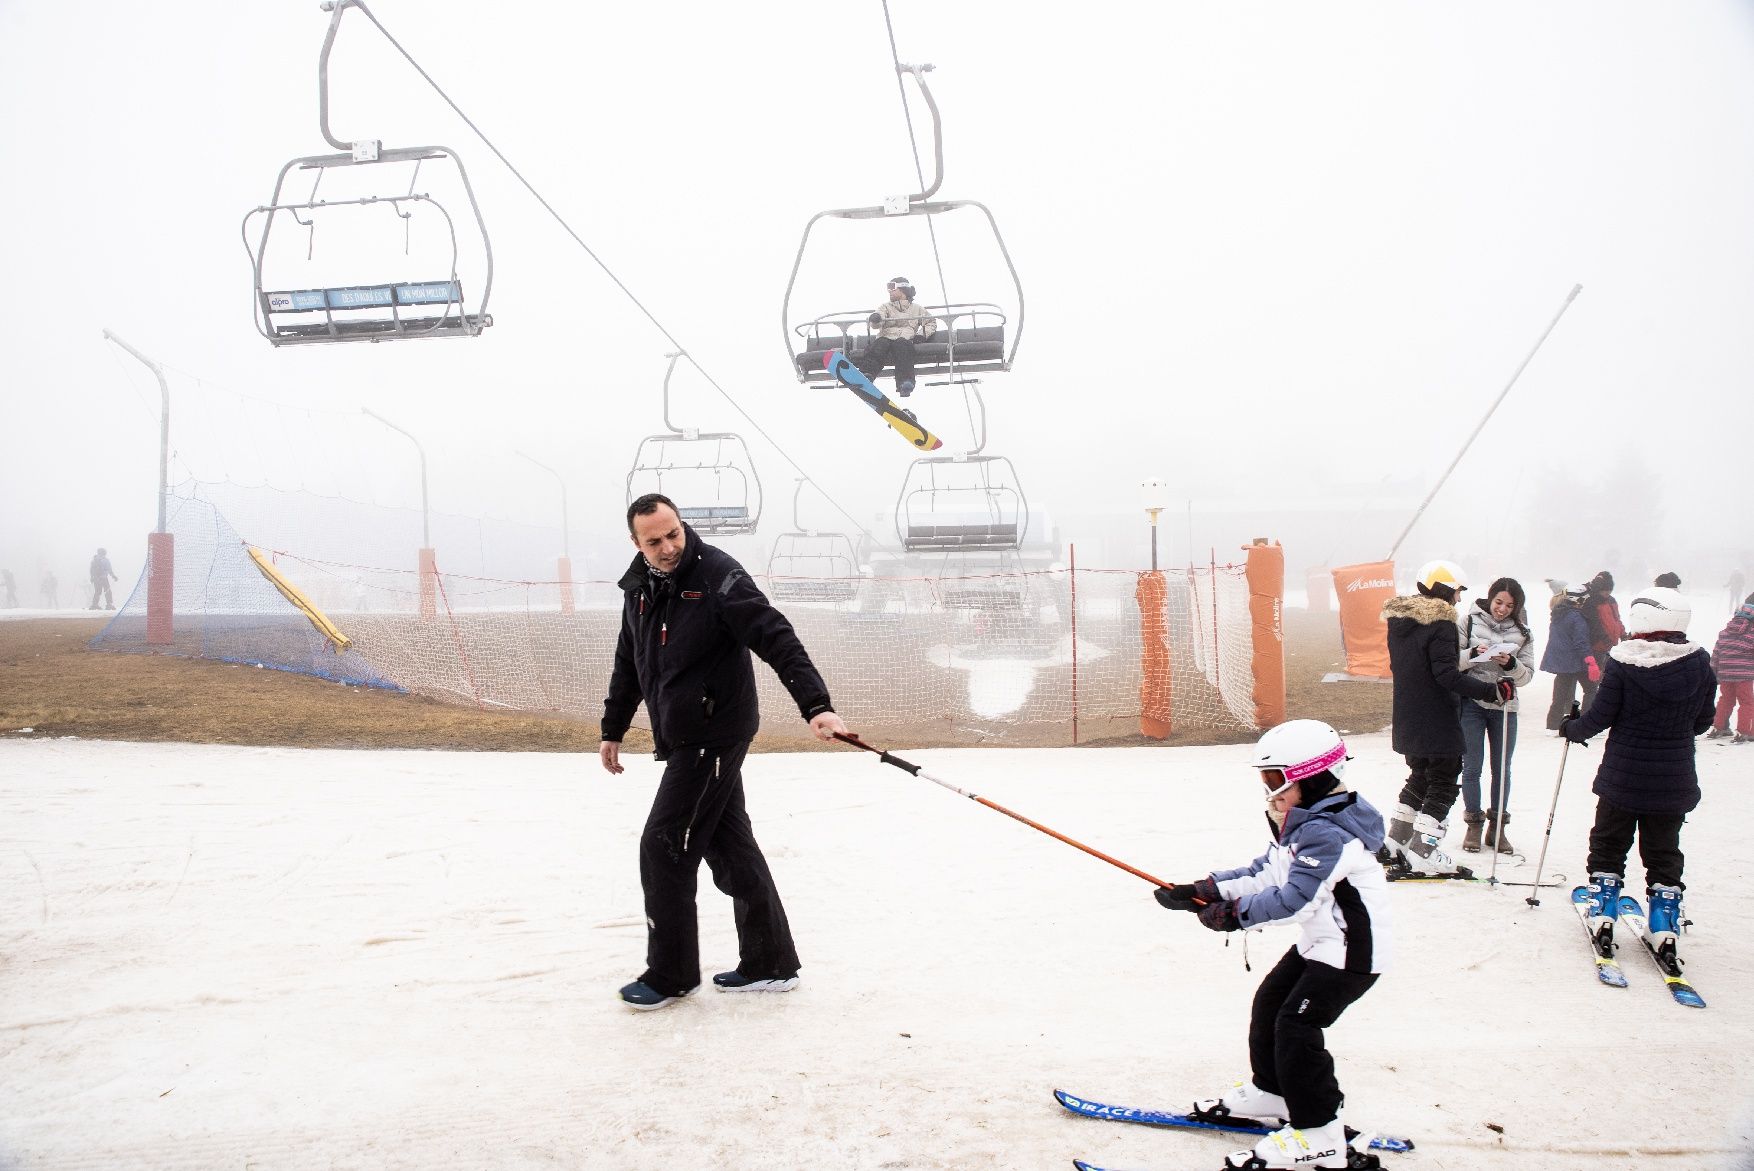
[1386,284,1581,560]
[516,451,570,561]
[362,408,430,547]
[101,330,170,533]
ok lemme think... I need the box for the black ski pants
[638,740,799,996]
[1396,754,1463,823]
[855,337,917,393]
[1586,798,1686,891]
[1545,672,1597,731]
[1249,948,1378,1129]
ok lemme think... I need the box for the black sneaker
[619,979,697,1011]
[712,969,800,993]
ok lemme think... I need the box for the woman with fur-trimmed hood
[1378,561,1505,878]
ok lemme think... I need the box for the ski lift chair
[790,304,1009,387]
[779,64,1025,387]
[242,2,492,346]
[766,480,860,603]
[624,354,763,536]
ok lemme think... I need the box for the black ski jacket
[1566,636,1715,814]
[1382,593,1500,756]
[601,525,833,760]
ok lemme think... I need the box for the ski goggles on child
[1259,768,1294,799]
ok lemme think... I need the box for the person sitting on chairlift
[856,277,937,397]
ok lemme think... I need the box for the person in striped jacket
[1153,721,1390,1170]
[1707,592,1754,743]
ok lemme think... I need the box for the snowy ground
[3,731,1751,1170]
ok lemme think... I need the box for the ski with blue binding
[1616,894,1706,1008]
[1053,1089,1413,1152]
[1571,885,1629,988]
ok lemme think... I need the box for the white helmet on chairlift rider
[1624,586,1692,636]
[1415,560,1469,603]
[1250,720,1351,792]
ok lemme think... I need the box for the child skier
[1154,720,1391,1170]
[1565,586,1716,967]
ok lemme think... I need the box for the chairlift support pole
[101,329,175,646]
[517,449,574,613]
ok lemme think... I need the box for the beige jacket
[870,298,938,342]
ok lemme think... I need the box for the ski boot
[1376,803,1418,868]
[1461,811,1485,853]
[1646,884,1685,966]
[1222,1118,1365,1170]
[1194,1078,1289,1127]
[1583,872,1622,954]
[1390,814,1473,879]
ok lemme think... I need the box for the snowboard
[824,349,943,451]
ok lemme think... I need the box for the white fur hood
[1609,638,1702,668]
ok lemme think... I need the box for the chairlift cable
[338,1,882,549]
[880,0,957,382]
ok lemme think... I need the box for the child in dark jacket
[1564,587,1716,966]
[1153,720,1389,1171]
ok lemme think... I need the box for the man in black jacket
[1379,561,1506,878]
[601,494,849,1010]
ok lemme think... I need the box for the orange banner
[1332,560,1397,678]
[1245,542,1286,728]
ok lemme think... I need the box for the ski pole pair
[831,732,1181,892]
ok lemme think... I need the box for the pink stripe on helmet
[1283,741,1347,783]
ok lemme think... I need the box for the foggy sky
[2,1,1750,595]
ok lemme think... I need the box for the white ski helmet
[1624,586,1691,636]
[1249,719,1350,787]
[1415,560,1469,599]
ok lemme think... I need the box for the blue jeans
[1460,703,1517,815]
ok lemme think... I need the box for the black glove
[1497,679,1516,704]
[1154,875,1219,912]
[1197,899,1241,933]
[1559,716,1588,744]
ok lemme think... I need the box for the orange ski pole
[833,732,1174,889]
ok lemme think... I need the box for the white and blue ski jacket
[1210,790,1392,975]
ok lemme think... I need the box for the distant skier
[0,569,16,608]
[854,276,937,397]
[1541,584,1598,730]
[1705,591,1754,744]
[89,548,118,610]
[1153,720,1390,1171]
[1564,586,1716,968]
[1378,561,1506,877]
[1581,570,1625,676]
[40,569,59,609]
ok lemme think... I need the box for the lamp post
[102,329,174,646]
[362,408,436,617]
[517,450,574,614]
[1139,477,1170,571]
[1136,476,1173,739]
